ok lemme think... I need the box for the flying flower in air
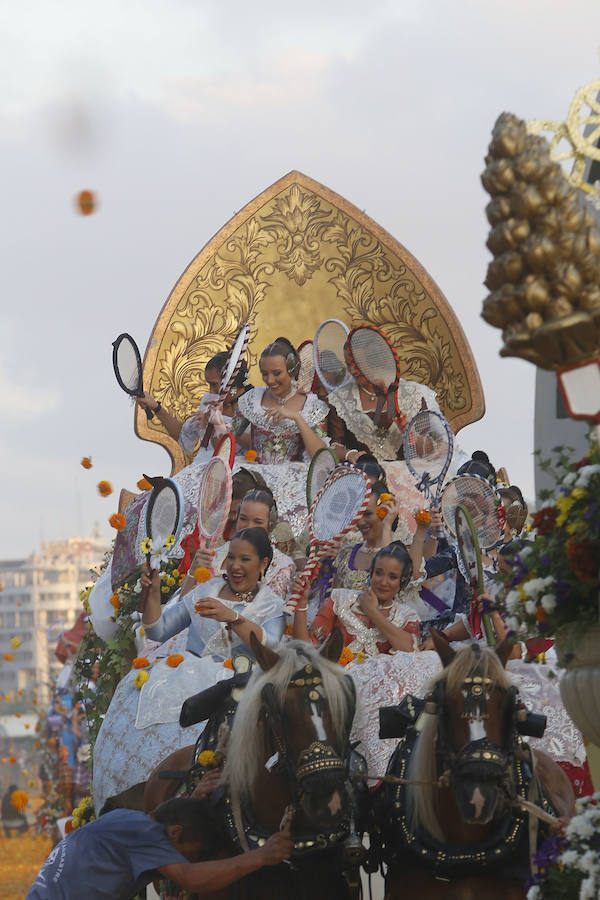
[80,457,93,469]
[10,637,21,649]
[109,513,127,531]
[97,480,113,497]
[137,477,152,491]
[10,789,28,811]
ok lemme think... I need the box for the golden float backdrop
[138,171,484,474]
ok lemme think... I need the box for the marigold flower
[133,670,149,689]
[197,750,217,767]
[109,592,120,610]
[34,742,40,748]
[109,513,127,531]
[3,653,14,662]
[80,456,93,469]
[338,647,355,666]
[76,189,96,215]
[245,450,257,462]
[380,493,392,504]
[64,818,74,834]
[17,689,23,696]
[415,508,431,526]
[132,657,150,669]
[193,566,212,583]
[166,653,184,668]
[223,658,233,669]
[375,506,388,519]
[9,755,17,764]
[48,738,56,747]
[15,712,21,718]
[25,723,30,729]
[10,789,28,811]
[10,636,21,649]
[137,477,153,491]
[97,480,113,497]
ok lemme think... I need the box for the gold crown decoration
[481,111,600,369]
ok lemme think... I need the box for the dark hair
[368,480,390,501]
[498,485,528,533]
[205,351,249,392]
[232,467,268,501]
[260,336,301,379]
[152,797,225,850]
[369,540,413,592]
[353,454,386,483]
[230,526,274,572]
[457,450,496,485]
[238,488,278,531]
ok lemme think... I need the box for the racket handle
[144,406,155,421]
[482,613,496,648]
[200,423,214,449]
[284,557,319,614]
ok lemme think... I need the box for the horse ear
[495,637,513,669]
[250,632,280,671]
[320,627,344,663]
[430,627,456,668]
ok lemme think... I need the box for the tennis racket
[197,456,233,555]
[455,505,495,647]
[297,339,315,395]
[201,321,250,448]
[144,476,185,568]
[440,474,504,552]
[313,319,351,392]
[287,466,371,613]
[306,447,339,508]
[213,432,236,468]
[403,409,454,537]
[344,325,400,425]
[112,333,154,420]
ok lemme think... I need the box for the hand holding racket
[286,466,371,614]
[455,505,496,647]
[112,333,154,420]
[201,321,250,448]
[344,325,401,426]
[403,409,454,538]
[143,476,185,569]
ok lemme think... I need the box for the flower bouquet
[501,439,600,662]
[527,792,600,899]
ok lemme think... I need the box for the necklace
[272,387,296,406]
[224,576,258,604]
[361,543,382,555]
[378,602,393,610]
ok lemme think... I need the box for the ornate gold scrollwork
[137,171,484,473]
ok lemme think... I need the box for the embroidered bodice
[312,588,420,657]
[328,379,440,461]
[144,577,285,658]
[233,388,328,464]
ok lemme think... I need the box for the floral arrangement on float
[501,439,600,655]
[527,792,600,900]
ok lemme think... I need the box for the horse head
[425,629,516,826]
[222,629,356,832]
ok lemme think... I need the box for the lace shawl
[331,588,419,657]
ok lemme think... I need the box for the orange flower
[97,480,113,497]
[193,566,212,583]
[535,606,548,623]
[25,723,30,729]
[109,513,127,531]
[338,647,355,666]
[34,742,41,748]
[3,653,14,662]
[76,189,96,215]
[9,755,16,764]
[223,658,233,669]
[80,456,93,469]
[109,592,120,610]
[379,493,392,503]
[15,712,21,718]
[245,450,257,462]
[48,738,57,747]
[10,789,28,811]
[64,818,74,834]
[166,654,184,668]
[132,657,150,669]
[137,477,153,491]
[1,758,6,764]
[415,509,431,526]
[375,506,388,520]
[17,690,23,696]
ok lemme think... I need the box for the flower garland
[498,439,600,658]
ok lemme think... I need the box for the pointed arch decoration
[137,171,484,473]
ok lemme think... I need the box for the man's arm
[158,831,293,894]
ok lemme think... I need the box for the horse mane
[407,643,511,842]
[222,640,354,802]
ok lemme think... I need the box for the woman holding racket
[186,488,296,601]
[232,337,328,463]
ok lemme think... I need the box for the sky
[1,0,599,558]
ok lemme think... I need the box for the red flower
[532,506,557,536]
[574,456,591,471]
[566,537,596,583]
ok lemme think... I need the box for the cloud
[0,357,61,418]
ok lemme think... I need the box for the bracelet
[344,449,356,462]
[229,611,241,625]
[154,400,162,414]
[295,605,308,612]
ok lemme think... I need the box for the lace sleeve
[268,563,295,601]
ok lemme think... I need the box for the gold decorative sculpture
[138,171,484,473]
[481,113,600,370]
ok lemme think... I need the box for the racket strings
[314,321,348,390]
[307,452,337,508]
[297,342,315,395]
[115,342,142,393]
[441,477,502,550]
[310,472,369,542]
[149,490,179,544]
[346,329,397,392]
[199,473,230,537]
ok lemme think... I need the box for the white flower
[578,850,600,875]
[526,887,541,900]
[580,875,598,900]
[523,578,544,598]
[563,472,577,486]
[505,590,521,613]
[567,815,595,840]
[540,594,556,613]
[561,849,579,866]
[148,538,170,571]
[576,464,600,488]
[132,580,142,594]
[525,600,537,615]
[519,544,533,559]
[505,616,519,632]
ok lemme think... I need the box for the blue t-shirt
[26,809,187,899]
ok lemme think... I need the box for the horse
[380,630,575,900]
[148,629,365,899]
